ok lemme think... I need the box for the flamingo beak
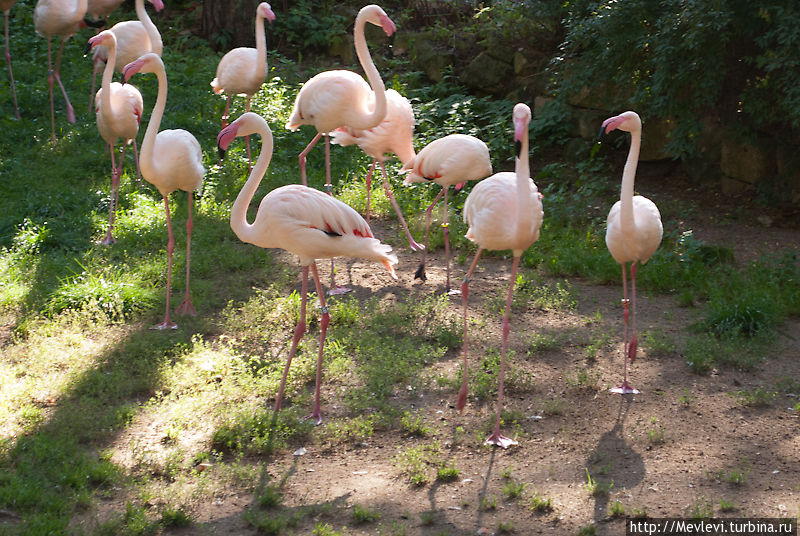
[217,123,240,160]
[152,0,165,13]
[380,15,396,37]
[264,6,276,23]
[599,115,624,139]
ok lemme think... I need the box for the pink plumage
[123,53,204,330]
[89,30,144,244]
[218,111,398,423]
[401,133,493,291]
[458,103,543,448]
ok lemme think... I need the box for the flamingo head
[258,3,276,23]
[361,5,396,37]
[599,111,641,139]
[217,112,266,159]
[512,102,531,158]
[217,122,240,160]
[122,53,161,84]
[85,30,114,56]
[150,0,165,13]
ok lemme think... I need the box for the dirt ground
[79,165,799,536]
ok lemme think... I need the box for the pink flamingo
[458,103,543,448]
[122,53,204,330]
[402,134,492,293]
[34,0,88,142]
[286,4,395,294]
[88,30,143,245]
[88,0,163,113]
[218,111,398,424]
[1,0,19,118]
[331,88,423,251]
[211,2,275,171]
[600,111,662,394]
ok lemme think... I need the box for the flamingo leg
[485,255,520,448]
[220,95,231,128]
[364,159,376,223]
[52,37,75,125]
[4,11,19,119]
[309,262,329,424]
[457,247,483,412]
[153,195,178,330]
[414,187,446,282]
[610,262,638,394]
[629,261,639,364]
[176,192,196,316]
[379,161,423,251]
[298,132,322,186]
[442,186,454,294]
[274,266,309,412]
[101,143,118,245]
[132,140,142,184]
[323,134,351,295]
[46,38,56,142]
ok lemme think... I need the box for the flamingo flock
[4,3,663,448]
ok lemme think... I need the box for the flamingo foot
[100,232,116,245]
[151,320,178,330]
[609,380,639,395]
[307,408,323,426]
[409,238,425,252]
[66,104,75,124]
[327,286,352,296]
[485,432,518,449]
[175,298,196,316]
[456,384,467,412]
[414,263,427,282]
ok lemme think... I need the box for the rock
[461,51,512,93]
[720,136,775,185]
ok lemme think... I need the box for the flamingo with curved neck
[211,2,276,171]
[285,4,395,293]
[88,30,143,244]
[458,103,543,448]
[218,111,398,423]
[601,110,663,394]
[123,53,204,330]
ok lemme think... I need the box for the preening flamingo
[34,0,88,141]
[600,111,662,394]
[218,111,398,424]
[331,88,422,251]
[211,1,275,171]
[89,0,163,113]
[88,30,143,245]
[122,53,204,330]
[1,0,19,118]
[402,134,492,292]
[458,103,543,448]
[285,4,395,293]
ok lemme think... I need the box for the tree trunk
[201,0,260,51]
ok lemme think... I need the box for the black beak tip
[514,140,522,159]
[83,42,91,56]
[597,126,606,141]
[218,147,227,161]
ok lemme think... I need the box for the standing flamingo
[1,0,19,118]
[600,111,662,394]
[402,134,492,292]
[211,2,275,171]
[331,88,422,251]
[88,0,163,113]
[457,103,543,448]
[34,0,88,141]
[88,30,143,245]
[218,112,398,424]
[286,4,395,293]
[122,53,204,330]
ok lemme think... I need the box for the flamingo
[600,111,662,395]
[211,1,275,171]
[1,0,19,118]
[401,134,492,293]
[88,0,163,113]
[286,4,395,293]
[331,88,423,251]
[122,53,204,330]
[457,103,543,448]
[88,30,143,245]
[217,111,398,424]
[34,0,88,142]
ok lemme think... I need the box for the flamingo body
[601,110,663,394]
[218,111,398,422]
[91,0,162,70]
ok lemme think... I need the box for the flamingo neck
[253,10,267,82]
[231,123,274,245]
[620,125,641,234]
[141,62,166,171]
[514,121,533,249]
[351,12,387,130]
[99,41,115,113]
[136,0,162,55]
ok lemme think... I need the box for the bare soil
[77,164,800,536]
